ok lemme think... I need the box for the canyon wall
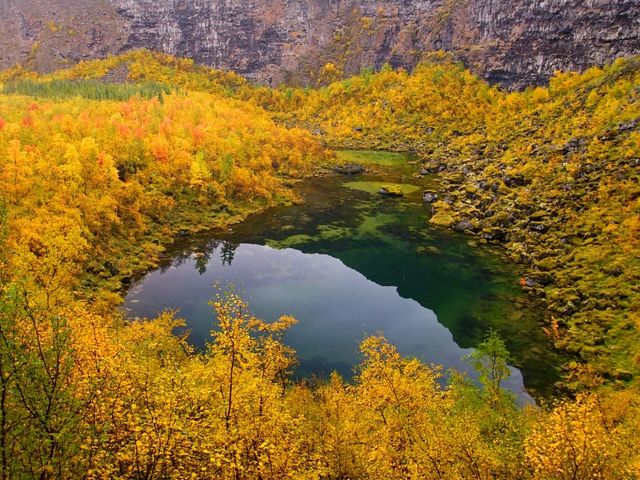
[1,0,639,88]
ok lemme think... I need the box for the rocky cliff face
[468,0,640,86]
[1,0,639,88]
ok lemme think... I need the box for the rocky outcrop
[1,0,639,88]
[467,0,640,87]
[0,0,129,73]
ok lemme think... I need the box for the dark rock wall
[1,0,639,88]
[469,0,640,87]
[0,0,129,72]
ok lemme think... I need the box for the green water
[124,150,562,401]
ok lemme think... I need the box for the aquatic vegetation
[266,233,317,249]
[344,180,420,196]
[335,149,410,166]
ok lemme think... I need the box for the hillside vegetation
[258,53,640,391]
[0,50,639,479]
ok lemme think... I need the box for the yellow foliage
[526,393,640,479]
[0,51,639,479]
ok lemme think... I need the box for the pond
[123,150,562,402]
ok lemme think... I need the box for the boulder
[464,185,479,200]
[520,277,539,288]
[104,261,119,276]
[422,191,438,203]
[446,173,465,184]
[617,118,638,132]
[613,370,633,382]
[502,173,527,187]
[481,227,507,242]
[528,222,550,233]
[429,211,455,227]
[421,162,447,174]
[378,185,404,197]
[452,219,475,232]
[562,137,588,153]
[477,180,498,192]
[334,163,365,175]
[528,272,554,286]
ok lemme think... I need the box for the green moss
[343,181,420,195]
[356,213,396,236]
[379,184,404,197]
[266,234,315,249]
[317,224,352,240]
[335,150,411,166]
[429,211,456,227]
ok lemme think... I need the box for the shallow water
[123,150,562,402]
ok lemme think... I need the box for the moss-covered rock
[378,185,404,197]
[334,163,365,174]
[344,181,420,196]
[429,211,456,227]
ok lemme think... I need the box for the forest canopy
[0,50,639,479]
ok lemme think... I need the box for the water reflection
[123,151,562,402]
[160,239,239,274]
[124,243,532,402]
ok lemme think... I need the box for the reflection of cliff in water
[286,236,561,397]
[161,225,560,398]
[137,165,563,398]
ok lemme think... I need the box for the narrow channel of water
[123,151,562,402]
